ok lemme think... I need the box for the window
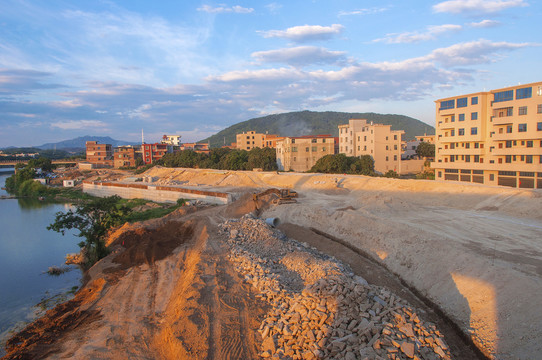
[506,141,512,148]
[538,104,542,114]
[494,107,513,117]
[312,147,317,152]
[527,141,533,148]
[311,138,317,143]
[440,100,455,110]
[292,147,297,152]
[494,90,513,103]
[394,145,398,150]
[450,143,455,149]
[507,125,513,133]
[386,145,389,150]
[471,96,478,105]
[474,155,480,162]
[451,130,455,136]
[458,128,465,136]
[516,87,532,99]
[471,127,478,135]
[474,143,479,149]
[519,106,528,115]
[322,147,327,151]
[465,143,470,149]
[459,114,465,121]
[465,155,471,162]
[457,97,468,108]
[394,155,397,161]
[505,155,512,163]
[386,156,389,161]
[538,122,542,131]
[518,124,527,132]
[394,135,398,140]
[451,115,455,122]
[471,112,478,120]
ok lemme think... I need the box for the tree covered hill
[202,111,434,148]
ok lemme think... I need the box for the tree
[47,195,131,266]
[416,142,435,158]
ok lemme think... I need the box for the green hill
[202,111,434,148]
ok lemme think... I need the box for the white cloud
[469,19,501,28]
[51,120,107,130]
[265,3,282,13]
[374,24,462,44]
[433,0,527,14]
[426,39,532,67]
[259,24,344,42]
[338,7,389,16]
[207,67,304,82]
[197,5,254,14]
[251,46,346,66]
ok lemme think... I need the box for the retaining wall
[83,181,231,205]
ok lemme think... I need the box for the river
[0,170,82,354]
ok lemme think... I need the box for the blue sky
[0,0,540,146]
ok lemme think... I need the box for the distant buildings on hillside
[83,134,210,169]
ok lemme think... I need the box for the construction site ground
[3,167,541,360]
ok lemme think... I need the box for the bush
[310,154,375,176]
[383,170,399,178]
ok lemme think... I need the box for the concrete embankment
[82,180,232,205]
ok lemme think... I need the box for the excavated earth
[3,167,541,360]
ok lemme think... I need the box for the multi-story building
[432,81,542,188]
[338,119,404,173]
[161,135,182,146]
[236,131,282,151]
[113,146,138,168]
[276,135,337,172]
[179,142,210,154]
[141,143,170,164]
[85,141,113,166]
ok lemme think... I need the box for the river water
[0,170,82,353]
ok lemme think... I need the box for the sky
[0,0,540,146]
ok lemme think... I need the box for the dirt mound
[111,220,195,270]
[2,279,107,360]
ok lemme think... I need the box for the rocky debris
[220,215,453,360]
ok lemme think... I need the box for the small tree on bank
[416,142,435,158]
[47,195,131,266]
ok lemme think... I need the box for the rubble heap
[220,215,453,360]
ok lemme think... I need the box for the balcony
[491,116,515,125]
[431,161,542,172]
[492,147,542,156]
[492,132,542,141]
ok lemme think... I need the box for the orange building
[432,81,542,188]
[85,141,113,167]
[113,146,138,168]
[142,143,170,164]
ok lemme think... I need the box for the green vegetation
[48,195,132,265]
[47,195,188,266]
[309,154,375,175]
[416,170,435,180]
[202,110,435,148]
[158,147,278,171]
[383,170,399,178]
[416,142,435,158]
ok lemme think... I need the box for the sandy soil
[3,167,541,359]
[138,167,542,359]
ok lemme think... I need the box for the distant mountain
[37,136,135,150]
[202,111,434,148]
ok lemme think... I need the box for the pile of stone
[220,215,453,360]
